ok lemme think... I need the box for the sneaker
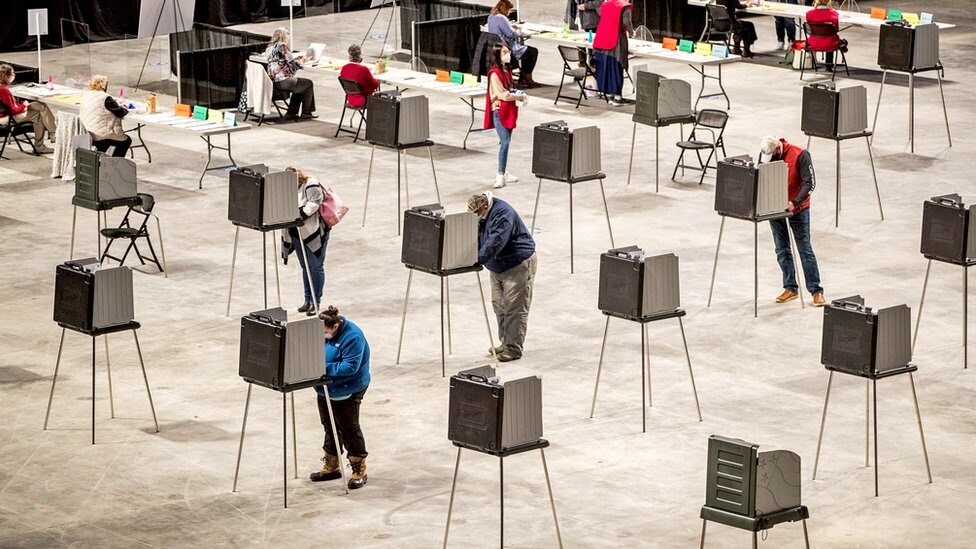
[493,173,506,189]
[504,172,519,183]
[812,292,827,307]
[487,345,506,357]
[777,41,785,51]
[608,99,625,107]
[34,145,54,155]
[775,289,799,303]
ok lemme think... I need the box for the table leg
[499,456,504,549]
[754,221,758,318]
[273,234,282,307]
[440,277,446,378]
[320,383,349,494]
[282,392,288,508]
[835,139,841,228]
[91,336,96,445]
[866,135,884,221]
[909,73,915,154]
[428,146,441,204]
[291,392,298,479]
[476,271,498,364]
[104,335,115,419]
[69,206,77,260]
[530,178,543,235]
[641,322,647,433]
[445,278,453,355]
[873,378,878,497]
[936,68,952,147]
[132,330,159,433]
[626,122,636,187]
[569,183,574,274]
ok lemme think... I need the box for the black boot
[298,301,312,313]
[743,44,755,58]
[731,39,742,56]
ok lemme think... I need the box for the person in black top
[720,0,759,58]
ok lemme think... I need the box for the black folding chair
[701,3,734,50]
[555,45,606,108]
[242,60,292,126]
[671,109,729,185]
[0,100,40,159]
[800,22,850,81]
[336,77,367,142]
[100,193,167,275]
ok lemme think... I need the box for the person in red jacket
[484,44,526,189]
[338,44,379,109]
[759,135,826,307]
[805,0,847,69]
[0,64,56,154]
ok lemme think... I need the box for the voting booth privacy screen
[703,435,802,519]
[227,165,298,231]
[878,21,939,72]
[714,156,789,221]
[448,366,543,453]
[598,246,680,321]
[74,149,139,210]
[401,205,479,274]
[365,92,431,148]
[54,259,135,333]
[239,307,326,391]
[920,194,976,265]
[532,121,601,181]
[820,296,912,377]
[801,83,868,139]
[633,71,694,127]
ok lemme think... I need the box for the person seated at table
[806,0,847,69]
[0,64,56,154]
[266,27,317,120]
[565,0,602,32]
[593,0,633,106]
[487,0,541,89]
[720,0,759,58]
[338,44,379,109]
[80,74,130,158]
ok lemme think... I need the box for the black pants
[317,388,367,458]
[515,46,539,78]
[93,135,132,157]
[275,76,316,117]
[733,20,757,46]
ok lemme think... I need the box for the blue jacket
[315,317,371,399]
[478,198,536,273]
[487,13,527,60]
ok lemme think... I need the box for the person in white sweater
[282,166,331,314]
[79,75,131,157]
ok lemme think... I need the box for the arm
[363,66,379,94]
[582,0,601,10]
[478,213,514,264]
[793,150,816,206]
[280,43,302,72]
[0,88,26,116]
[301,183,324,219]
[493,15,520,41]
[327,334,365,378]
[622,6,633,33]
[489,72,518,102]
[104,96,129,119]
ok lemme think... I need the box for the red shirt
[805,7,841,51]
[0,87,26,116]
[339,63,379,109]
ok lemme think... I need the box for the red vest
[779,138,811,212]
[484,66,518,130]
[593,0,632,51]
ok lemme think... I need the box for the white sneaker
[777,41,785,50]
[493,173,506,189]
[504,172,518,183]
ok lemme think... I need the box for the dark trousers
[515,46,539,77]
[275,76,316,117]
[733,20,757,46]
[93,135,132,157]
[769,207,823,295]
[775,0,798,43]
[317,388,367,458]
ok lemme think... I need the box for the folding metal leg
[909,74,915,154]
[132,330,159,433]
[802,519,811,549]
[589,316,611,418]
[226,226,240,316]
[707,217,725,307]
[641,322,647,433]
[104,336,115,418]
[569,183,575,274]
[752,532,758,549]
[812,371,834,480]
[936,69,952,147]
[870,70,887,144]
[499,456,504,548]
[753,221,759,318]
[291,392,298,479]
[445,278,453,355]
[262,232,268,309]
[428,146,441,204]
[91,336,96,444]
[154,216,168,278]
[873,378,878,496]
[655,126,660,192]
[835,140,841,228]
[626,122,636,186]
[43,328,67,430]
[283,392,288,508]
[699,519,707,549]
[806,134,811,151]
[403,150,410,232]
[908,372,933,484]
[362,145,375,227]
[964,266,969,369]
[643,323,652,408]
[599,178,615,248]
[678,317,703,422]
[232,383,252,492]
[530,177,543,235]
[272,234,281,307]
[866,136,884,221]
[442,446,462,549]
[440,277,446,378]
[912,259,932,352]
[865,380,871,467]
[395,270,413,365]
[476,271,498,364]
[69,206,77,259]
[540,448,564,549]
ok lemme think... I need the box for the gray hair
[348,44,363,63]
[271,27,290,47]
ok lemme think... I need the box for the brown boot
[310,453,342,482]
[776,289,799,303]
[347,456,368,490]
[812,292,827,307]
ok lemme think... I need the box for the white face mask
[501,53,511,64]
[7,74,13,85]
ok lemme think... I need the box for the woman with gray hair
[339,44,379,109]
[266,27,317,120]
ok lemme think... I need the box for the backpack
[307,182,349,227]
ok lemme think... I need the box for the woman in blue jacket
[310,306,371,490]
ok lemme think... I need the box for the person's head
[348,44,363,63]
[285,166,310,186]
[467,192,491,219]
[0,64,14,87]
[319,306,343,339]
[492,0,513,16]
[88,74,109,92]
[271,27,290,47]
[813,0,832,7]
[490,44,512,70]
[760,135,783,160]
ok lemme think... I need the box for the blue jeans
[769,207,823,295]
[594,52,624,96]
[295,229,329,304]
[775,0,798,43]
[493,110,511,174]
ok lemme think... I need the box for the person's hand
[578,4,585,11]
[787,201,796,213]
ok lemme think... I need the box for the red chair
[800,22,849,81]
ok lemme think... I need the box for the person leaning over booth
[487,0,541,89]
[759,135,826,307]
[592,0,633,106]
[806,0,847,70]
[266,27,317,120]
[281,166,330,316]
[79,74,130,157]
[310,306,371,490]
[338,44,379,109]
[485,44,527,190]
[468,192,537,363]
[0,64,56,154]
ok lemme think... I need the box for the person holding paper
[266,27,317,120]
[338,44,379,109]
[0,64,56,154]
[806,0,847,70]
[281,166,331,315]
[487,0,540,88]
[720,0,758,58]
[592,0,633,106]
[79,74,131,157]
[485,44,526,189]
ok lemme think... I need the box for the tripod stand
[360,0,400,59]
[135,0,190,93]
[913,258,972,369]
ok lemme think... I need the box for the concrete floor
[1,1,975,547]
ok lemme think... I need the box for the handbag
[318,184,349,227]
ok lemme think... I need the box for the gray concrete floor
[2,1,976,547]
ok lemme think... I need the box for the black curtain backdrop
[413,14,487,74]
[632,0,707,40]
[169,24,271,109]
[194,0,371,27]
[400,0,493,51]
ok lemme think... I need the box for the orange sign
[662,37,678,51]
[174,103,192,117]
[870,7,886,19]
[435,70,450,82]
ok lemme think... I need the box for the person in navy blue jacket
[467,192,538,362]
[310,306,371,489]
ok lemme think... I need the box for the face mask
[324,330,334,340]
[8,75,14,85]
[501,53,511,64]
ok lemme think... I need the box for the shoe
[812,292,827,307]
[306,308,318,316]
[608,99,625,107]
[731,45,743,55]
[34,145,53,155]
[495,349,521,363]
[310,453,342,482]
[777,41,785,51]
[493,173,506,189]
[297,301,312,313]
[347,456,368,490]
[299,113,319,120]
[775,289,799,303]
[487,345,506,357]
[504,172,519,183]
[743,47,755,59]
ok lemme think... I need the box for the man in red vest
[759,135,826,306]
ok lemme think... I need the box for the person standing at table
[565,0,602,32]
[281,166,330,315]
[806,0,847,70]
[79,74,131,157]
[720,0,758,58]
[266,27,317,120]
[0,64,56,154]
[775,0,799,51]
[338,44,379,109]
[592,0,633,106]
[487,0,541,89]
[485,44,527,189]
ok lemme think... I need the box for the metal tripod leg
[499,456,504,548]
[395,270,413,365]
[321,383,349,494]
[402,150,410,233]
[964,266,969,369]
[912,259,932,353]
[599,178,614,248]
[362,145,375,227]
[91,336,96,444]
[273,234,281,307]
[812,371,834,480]
[909,73,914,154]
[802,519,811,549]
[69,206,77,259]
[678,317,703,422]
[43,328,67,430]
[540,448,564,549]
[569,183,575,274]
[865,380,870,467]
[699,519,707,549]
[866,136,884,221]
[132,330,159,433]
[476,271,499,365]
[530,177,543,235]
[643,323,652,408]
[873,378,878,497]
[870,70,887,144]
[707,217,725,308]
[262,232,268,309]
[442,446,462,549]
[752,532,758,549]
[656,126,660,192]
[835,140,841,228]
[104,335,115,419]
[754,221,759,318]
[626,122,636,186]
[232,383,252,492]
[428,145,441,204]
[291,392,298,479]
[641,322,647,433]
[590,316,611,418]
[283,392,288,508]
[445,278,453,355]
[226,226,240,316]
[936,68,952,147]
[440,277,446,378]
[908,372,933,484]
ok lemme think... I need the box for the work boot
[310,453,342,482]
[775,289,799,303]
[348,456,368,489]
[812,292,827,307]
[34,144,54,155]
[488,344,506,357]
[743,45,755,58]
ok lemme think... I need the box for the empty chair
[554,45,605,109]
[672,109,729,185]
[335,77,367,142]
[800,22,850,81]
[702,3,734,50]
[99,193,168,276]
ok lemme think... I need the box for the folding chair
[800,22,850,81]
[336,77,367,142]
[671,109,729,185]
[243,59,292,126]
[555,45,605,108]
[99,193,168,276]
[701,3,734,50]
[0,101,40,159]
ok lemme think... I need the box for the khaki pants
[489,253,537,358]
[14,101,57,145]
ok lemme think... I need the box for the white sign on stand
[27,9,49,83]
[282,0,302,45]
